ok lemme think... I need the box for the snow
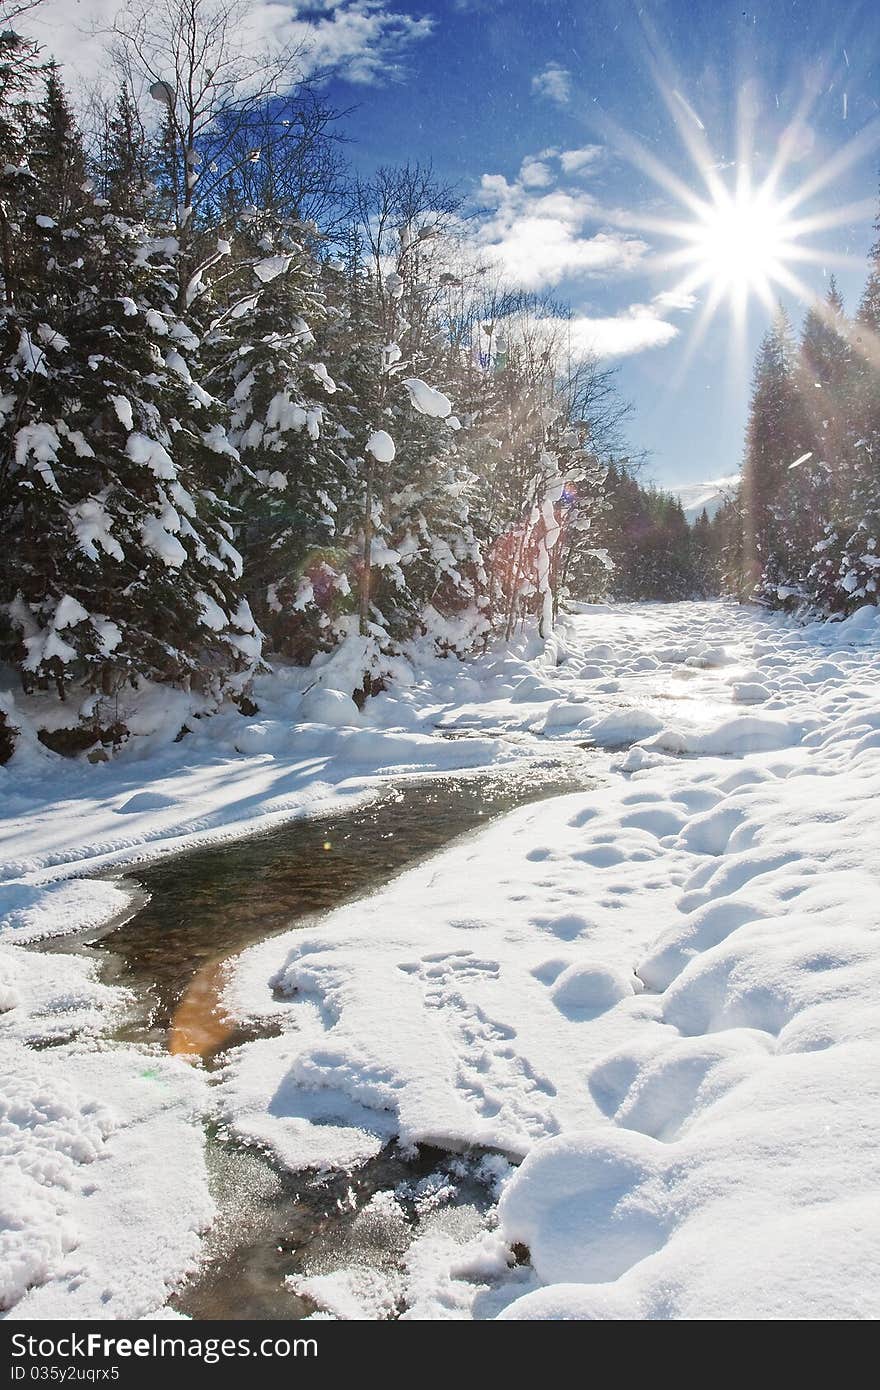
[0,944,211,1318]
[126,432,176,481]
[252,254,292,283]
[403,377,452,419]
[15,422,61,490]
[366,429,395,463]
[52,595,89,630]
[310,362,337,393]
[110,395,134,431]
[4,600,880,1319]
[213,601,880,1319]
[670,474,739,524]
[0,879,133,946]
[140,514,187,568]
[71,497,124,563]
[299,686,362,727]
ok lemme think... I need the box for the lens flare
[584,13,880,381]
[684,189,795,298]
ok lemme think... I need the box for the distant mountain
[670,474,740,525]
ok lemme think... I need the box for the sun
[646,172,816,338]
[682,188,797,303]
[587,29,880,376]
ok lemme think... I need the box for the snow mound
[498,1129,668,1284]
[642,715,803,757]
[542,700,594,731]
[586,710,664,747]
[550,962,637,1015]
[299,687,362,727]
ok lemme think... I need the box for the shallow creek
[46,750,601,1318]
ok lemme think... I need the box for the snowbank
[1,945,211,1317]
[216,601,880,1319]
[5,600,880,1319]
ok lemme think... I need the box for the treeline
[712,214,880,611]
[0,2,631,750]
[572,464,720,601]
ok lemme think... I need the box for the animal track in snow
[399,950,557,1140]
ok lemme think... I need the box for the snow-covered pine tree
[741,306,805,601]
[0,69,260,744]
[819,209,880,611]
[712,492,746,598]
[328,188,487,683]
[783,283,844,605]
[0,27,43,304]
[689,508,716,596]
[94,79,156,222]
[451,298,610,634]
[205,211,353,661]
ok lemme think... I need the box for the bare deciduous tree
[109,0,314,306]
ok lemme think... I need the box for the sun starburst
[586,18,880,381]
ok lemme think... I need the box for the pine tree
[690,508,716,596]
[96,81,155,221]
[823,211,880,611]
[328,208,487,678]
[740,307,805,600]
[207,212,353,661]
[0,71,260,737]
[29,65,86,221]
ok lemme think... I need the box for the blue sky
[28,0,880,489]
[315,0,880,488]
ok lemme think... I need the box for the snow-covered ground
[3,600,880,1319]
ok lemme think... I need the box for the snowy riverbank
[3,600,880,1318]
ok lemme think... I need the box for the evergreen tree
[29,65,86,221]
[690,508,716,596]
[207,212,353,660]
[740,307,805,599]
[0,70,260,735]
[96,81,155,221]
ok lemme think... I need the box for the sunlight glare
[686,189,793,298]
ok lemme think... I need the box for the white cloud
[651,288,698,313]
[531,62,572,106]
[518,156,554,189]
[473,151,694,359]
[475,165,647,292]
[18,0,434,93]
[559,145,604,175]
[565,312,679,359]
[491,305,680,363]
[487,221,648,291]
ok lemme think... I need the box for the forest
[3,2,879,763]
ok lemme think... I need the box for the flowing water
[56,751,601,1319]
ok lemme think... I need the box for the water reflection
[101,762,598,1053]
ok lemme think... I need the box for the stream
[48,747,601,1319]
